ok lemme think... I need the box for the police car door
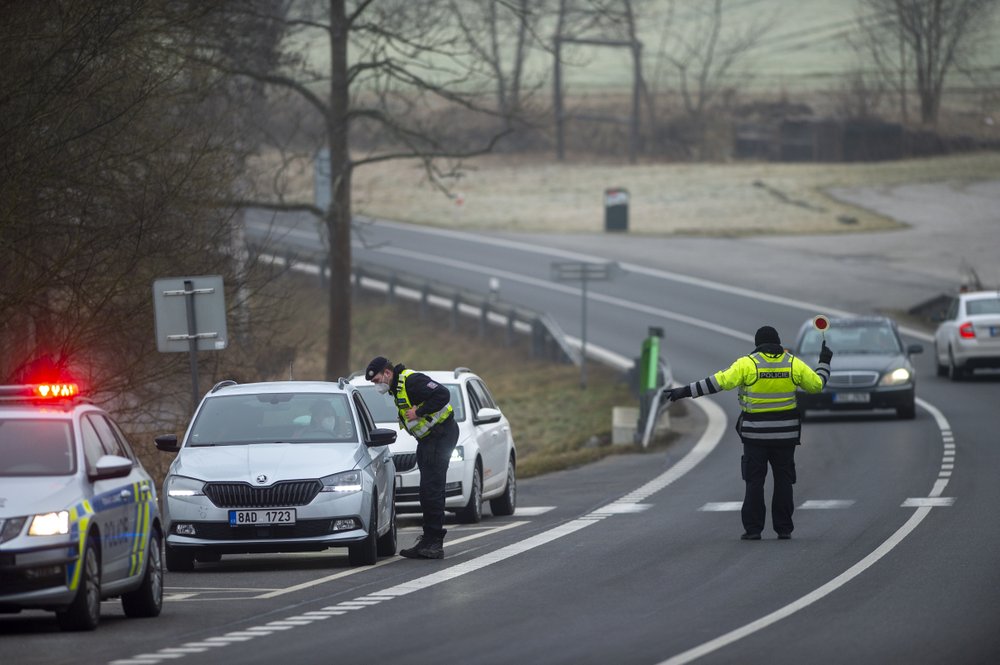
[80,414,135,583]
[467,379,504,494]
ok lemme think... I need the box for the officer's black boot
[400,536,444,559]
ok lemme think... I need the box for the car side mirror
[155,434,179,452]
[907,344,924,355]
[474,407,502,425]
[368,427,397,447]
[90,454,133,481]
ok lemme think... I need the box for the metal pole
[184,280,200,412]
[580,271,588,389]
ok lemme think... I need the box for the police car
[0,383,163,630]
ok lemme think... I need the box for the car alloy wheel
[489,458,516,517]
[456,465,482,524]
[57,538,101,631]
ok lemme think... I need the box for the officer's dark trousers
[741,443,796,536]
[415,417,459,540]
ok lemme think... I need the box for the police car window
[86,414,130,460]
[105,417,138,462]
[188,393,356,445]
[967,297,1000,316]
[0,419,75,476]
[79,417,107,473]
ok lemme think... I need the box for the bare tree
[0,1,292,423]
[192,1,523,379]
[855,0,999,125]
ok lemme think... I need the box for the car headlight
[28,511,69,536]
[166,475,206,498]
[879,368,912,386]
[320,470,362,493]
[450,445,465,463]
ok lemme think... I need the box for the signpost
[152,276,228,411]
[550,261,616,389]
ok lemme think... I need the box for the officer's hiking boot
[740,532,762,541]
[400,536,444,559]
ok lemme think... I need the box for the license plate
[229,509,296,526]
[991,326,999,337]
[833,392,870,404]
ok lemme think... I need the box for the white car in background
[351,368,516,524]
[933,290,1000,380]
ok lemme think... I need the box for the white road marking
[699,502,743,512]
[595,503,653,514]
[902,497,956,507]
[515,506,556,516]
[799,500,855,509]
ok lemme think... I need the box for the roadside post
[637,327,665,446]
[152,276,228,412]
[550,261,617,389]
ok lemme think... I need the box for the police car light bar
[0,383,80,401]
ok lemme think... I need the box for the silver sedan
[155,380,397,570]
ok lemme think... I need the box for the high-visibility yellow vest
[393,369,453,439]
[737,352,800,413]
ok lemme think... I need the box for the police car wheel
[348,498,379,566]
[122,529,163,618]
[57,538,101,631]
[489,458,516,517]
[165,544,195,572]
[455,465,482,524]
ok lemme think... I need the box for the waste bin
[604,188,629,232]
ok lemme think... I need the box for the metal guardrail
[242,225,580,366]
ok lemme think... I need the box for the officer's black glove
[819,340,833,365]
[662,385,692,402]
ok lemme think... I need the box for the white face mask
[374,382,390,395]
[321,417,337,431]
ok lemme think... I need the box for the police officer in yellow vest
[366,356,457,559]
[663,326,832,540]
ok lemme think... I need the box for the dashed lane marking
[513,506,556,516]
[699,500,856,512]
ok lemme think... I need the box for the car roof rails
[210,380,237,393]
[453,367,473,378]
[337,377,349,389]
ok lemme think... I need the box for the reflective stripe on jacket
[394,369,454,439]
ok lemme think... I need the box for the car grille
[827,371,879,388]
[393,453,417,472]
[204,480,322,508]
[191,520,335,540]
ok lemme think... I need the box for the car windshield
[356,383,465,423]
[798,322,902,355]
[967,297,1000,316]
[0,419,75,476]
[187,393,357,446]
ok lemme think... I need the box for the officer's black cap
[365,356,390,381]
[754,326,781,346]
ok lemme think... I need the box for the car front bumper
[163,490,373,554]
[0,539,79,610]
[798,385,915,412]
[393,462,466,511]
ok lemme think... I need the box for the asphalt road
[3,183,998,664]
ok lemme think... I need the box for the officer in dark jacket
[663,326,832,540]
[366,356,458,559]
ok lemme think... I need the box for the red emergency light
[32,383,79,398]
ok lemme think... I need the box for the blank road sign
[152,275,228,353]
